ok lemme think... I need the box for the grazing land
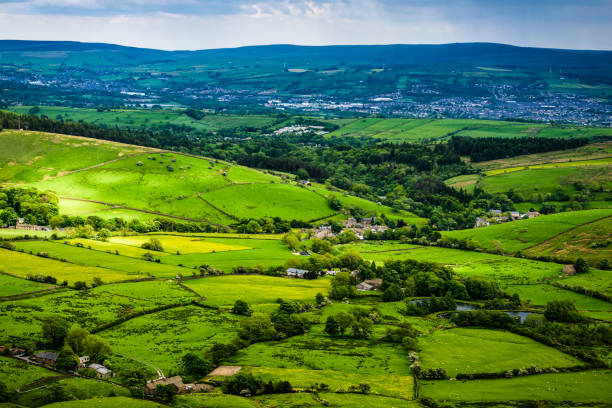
[0,356,59,392]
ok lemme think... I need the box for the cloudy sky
[0,0,610,51]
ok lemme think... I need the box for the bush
[231,300,252,316]
[141,238,163,252]
[382,284,404,302]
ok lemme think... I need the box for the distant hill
[1,40,611,71]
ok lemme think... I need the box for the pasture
[254,392,420,407]
[13,241,189,279]
[0,280,197,343]
[108,234,251,255]
[0,273,53,297]
[560,267,612,298]
[0,356,59,392]
[231,325,414,399]
[418,328,581,376]
[184,275,330,311]
[98,305,240,373]
[421,370,612,404]
[341,242,562,283]
[443,209,612,253]
[524,216,611,264]
[0,248,134,285]
[40,397,166,408]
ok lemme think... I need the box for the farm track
[115,353,165,379]
[522,215,612,252]
[45,152,152,180]
[59,196,208,223]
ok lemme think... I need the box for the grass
[418,328,582,377]
[0,273,53,297]
[0,247,134,285]
[559,267,612,299]
[160,238,298,273]
[0,280,197,343]
[14,377,129,407]
[40,397,167,408]
[524,216,611,264]
[444,174,479,191]
[0,228,61,239]
[230,325,414,399]
[174,394,256,408]
[0,356,59,391]
[254,392,420,407]
[13,240,189,279]
[64,238,171,258]
[443,209,612,253]
[484,157,612,176]
[341,242,562,283]
[98,305,239,373]
[184,275,330,311]
[108,234,251,255]
[421,370,612,404]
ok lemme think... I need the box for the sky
[0,0,610,51]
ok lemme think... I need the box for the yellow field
[485,158,612,176]
[0,248,134,284]
[109,235,252,254]
[64,239,170,258]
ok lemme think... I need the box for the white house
[286,268,308,278]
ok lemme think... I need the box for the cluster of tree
[448,136,589,162]
[233,218,294,234]
[405,296,457,315]
[141,238,164,252]
[324,307,380,339]
[237,300,311,343]
[544,300,586,323]
[0,187,59,226]
[222,372,292,396]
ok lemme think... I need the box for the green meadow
[0,281,197,343]
[98,306,240,374]
[421,370,612,404]
[39,397,166,408]
[0,356,59,392]
[419,328,581,376]
[184,275,330,311]
[108,234,251,255]
[443,209,612,253]
[0,273,53,297]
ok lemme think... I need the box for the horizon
[0,0,610,51]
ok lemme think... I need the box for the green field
[184,275,330,311]
[0,356,59,392]
[419,328,581,376]
[98,305,239,374]
[0,280,197,343]
[443,209,612,253]
[231,324,414,399]
[13,241,191,279]
[108,234,251,255]
[0,273,53,297]
[421,370,612,404]
[39,397,166,408]
[254,392,420,407]
[341,241,563,283]
[524,216,611,264]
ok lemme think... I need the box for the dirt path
[116,353,165,380]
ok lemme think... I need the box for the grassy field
[98,305,239,374]
[559,267,612,298]
[443,209,612,253]
[0,273,53,297]
[175,394,257,408]
[160,238,298,272]
[419,328,581,376]
[0,228,61,239]
[484,157,612,176]
[474,141,612,172]
[0,247,135,285]
[40,397,166,408]
[184,275,330,312]
[253,392,420,407]
[13,240,191,279]
[0,356,59,391]
[341,242,562,283]
[0,280,197,343]
[524,216,611,264]
[63,238,171,258]
[444,174,480,191]
[421,370,612,404]
[231,324,414,399]
[326,118,612,143]
[108,234,251,255]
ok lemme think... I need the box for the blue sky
[0,0,610,50]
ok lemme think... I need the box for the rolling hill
[0,130,420,225]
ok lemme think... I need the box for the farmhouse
[33,352,58,366]
[562,264,576,276]
[509,211,521,219]
[356,278,383,291]
[286,268,309,278]
[78,356,90,368]
[144,376,212,396]
[88,363,113,378]
[474,217,490,228]
[489,209,502,216]
[14,218,51,231]
[526,211,541,218]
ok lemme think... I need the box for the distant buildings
[144,376,212,397]
[286,268,309,278]
[356,279,383,291]
[88,363,113,378]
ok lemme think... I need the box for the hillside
[0,130,419,225]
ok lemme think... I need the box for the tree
[55,347,79,371]
[354,317,373,339]
[544,300,584,323]
[324,316,340,337]
[575,258,589,274]
[42,316,70,349]
[181,352,213,378]
[83,335,112,362]
[246,220,263,234]
[0,208,18,227]
[334,312,355,335]
[238,314,277,342]
[155,384,177,403]
[283,233,299,251]
[231,300,252,316]
[328,194,343,211]
[141,238,163,252]
[382,284,404,302]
